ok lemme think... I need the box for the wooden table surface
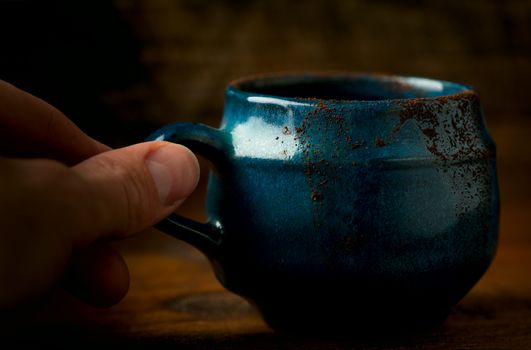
[3,173,531,349]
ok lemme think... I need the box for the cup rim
[227,72,476,104]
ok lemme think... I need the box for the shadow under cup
[148,73,499,334]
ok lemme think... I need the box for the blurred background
[0,0,529,246]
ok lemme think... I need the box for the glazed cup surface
[148,73,499,332]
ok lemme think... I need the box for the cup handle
[146,122,229,255]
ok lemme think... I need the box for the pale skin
[0,80,200,309]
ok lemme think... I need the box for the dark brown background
[1,0,530,348]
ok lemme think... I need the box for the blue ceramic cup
[147,73,499,332]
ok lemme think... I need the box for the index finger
[0,80,109,165]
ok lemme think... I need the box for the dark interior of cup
[235,74,470,101]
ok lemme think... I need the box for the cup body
[205,74,498,330]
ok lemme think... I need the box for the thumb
[0,141,199,309]
[63,142,198,307]
[71,141,200,244]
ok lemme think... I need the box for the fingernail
[146,144,200,206]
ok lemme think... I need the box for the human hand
[0,80,199,309]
